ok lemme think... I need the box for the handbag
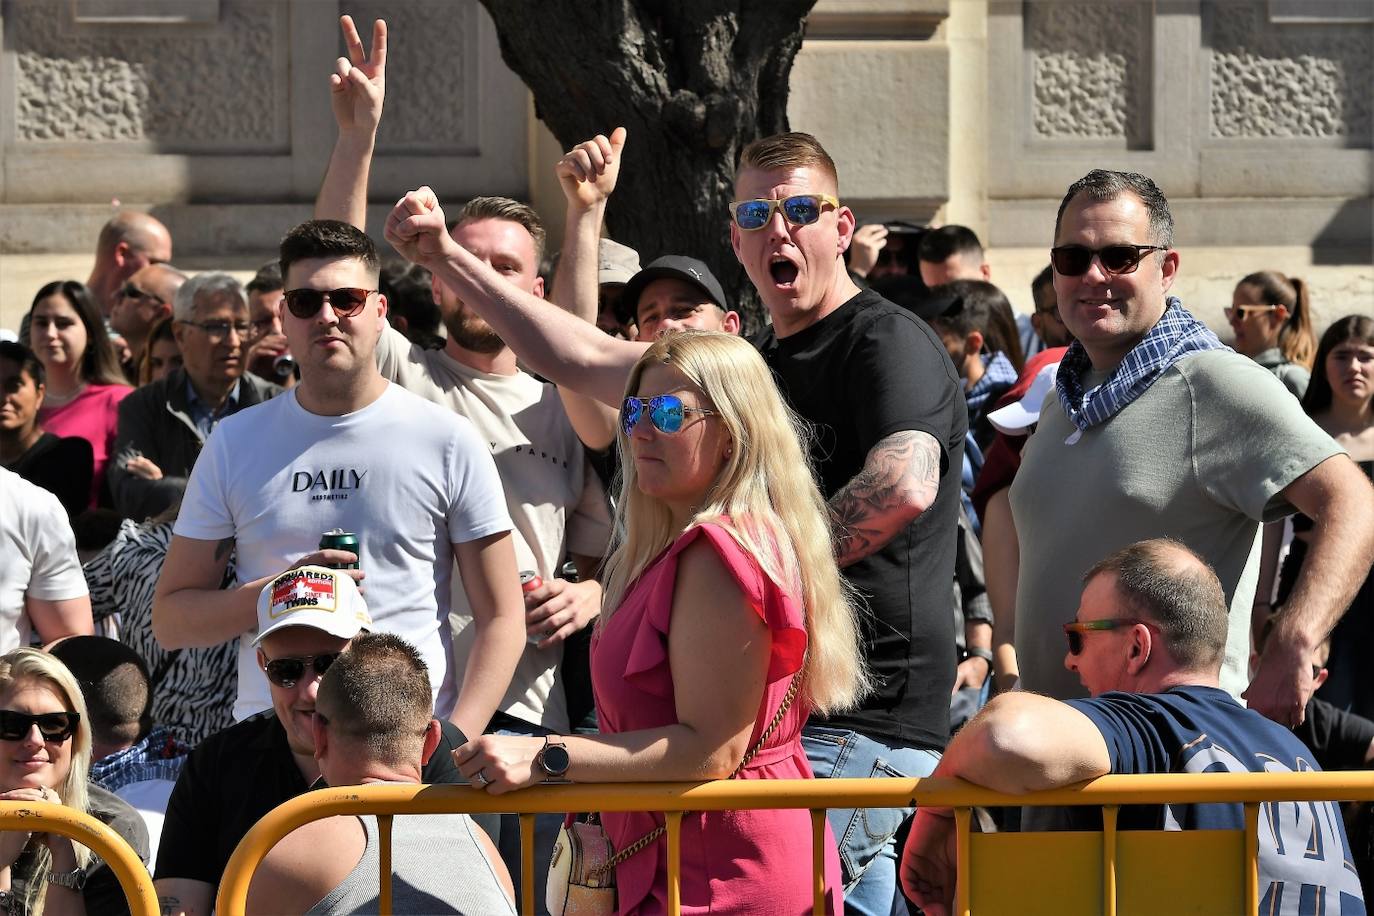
[546,676,800,915]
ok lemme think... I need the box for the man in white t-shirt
[0,467,94,650]
[152,219,525,742]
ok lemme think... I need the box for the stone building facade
[1,0,1370,330]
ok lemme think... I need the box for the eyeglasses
[621,394,717,436]
[181,319,251,341]
[1050,245,1165,277]
[1223,304,1279,321]
[730,195,839,231]
[0,710,80,743]
[283,288,375,320]
[263,653,340,689]
[118,283,159,303]
[1063,618,1149,655]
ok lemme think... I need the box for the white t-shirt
[376,326,612,731]
[115,778,174,872]
[0,468,88,652]
[174,383,512,720]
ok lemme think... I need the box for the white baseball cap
[253,565,372,646]
[988,361,1061,435]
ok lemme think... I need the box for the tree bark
[477,0,817,331]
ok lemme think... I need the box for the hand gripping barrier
[214,772,1374,915]
[0,799,158,916]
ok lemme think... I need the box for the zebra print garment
[83,519,238,746]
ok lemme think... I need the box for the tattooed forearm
[829,430,942,567]
[158,897,182,916]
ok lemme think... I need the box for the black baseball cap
[618,256,730,325]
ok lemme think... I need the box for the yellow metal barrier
[0,799,158,916]
[215,772,1374,915]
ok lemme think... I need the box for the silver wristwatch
[47,866,87,891]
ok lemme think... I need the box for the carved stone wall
[1209,0,1372,140]
[1026,0,1150,143]
[11,0,284,149]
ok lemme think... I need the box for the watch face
[541,743,571,776]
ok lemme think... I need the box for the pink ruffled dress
[591,522,843,915]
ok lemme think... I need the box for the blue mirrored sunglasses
[730,194,840,231]
[621,395,717,436]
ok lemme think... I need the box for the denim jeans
[802,725,941,916]
[493,720,562,915]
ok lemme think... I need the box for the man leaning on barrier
[244,633,515,915]
[153,568,476,916]
[900,539,1367,916]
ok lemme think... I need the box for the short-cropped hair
[315,633,432,765]
[245,260,283,296]
[737,132,839,193]
[173,272,246,322]
[49,636,151,748]
[1055,170,1174,249]
[918,225,984,264]
[453,197,546,264]
[1084,539,1228,671]
[279,219,381,283]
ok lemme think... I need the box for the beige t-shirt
[1011,349,1342,702]
[376,326,612,731]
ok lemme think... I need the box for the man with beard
[314,18,613,904]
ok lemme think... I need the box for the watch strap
[963,646,994,665]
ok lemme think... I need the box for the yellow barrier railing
[0,799,158,916]
[215,772,1374,915]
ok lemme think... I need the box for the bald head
[1084,539,1229,672]
[110,263,186,345]
[97,211,172,261]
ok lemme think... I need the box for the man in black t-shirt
[153,568,474,916]
[385,129,965,915]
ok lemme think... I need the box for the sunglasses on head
[282,288,375,320]
[621,394,717,436]
[0,710,80,743]
[263,653,340,689]
[1063,618,1149,655]
[730,195,839,231]
[1050,244,1164,277]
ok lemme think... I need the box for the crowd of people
[1,14,1373,915]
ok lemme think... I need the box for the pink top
[39,383,132,509]
[591,522,842,915]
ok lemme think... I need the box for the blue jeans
[494,721,561,915]
[802,726,941,916]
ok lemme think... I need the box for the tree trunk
[477,0,816,331]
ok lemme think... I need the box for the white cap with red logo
[252,565,372,646]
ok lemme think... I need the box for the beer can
[319,529,360,569]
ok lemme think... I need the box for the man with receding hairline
[901,539,1367,916]
[87,211,174,319]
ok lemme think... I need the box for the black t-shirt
[1294,697,1374,772]
[155,710,468,887]
[6,432,93,518]
[752,289,966,749]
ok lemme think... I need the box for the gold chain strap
[589,674,801,878]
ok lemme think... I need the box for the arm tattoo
[158,897,182,916]
[829,430,942,566]
[213,536,235,563]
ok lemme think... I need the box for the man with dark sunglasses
[154,220,524,753]
[386,128,966,915]
[901,540,1366,915]
[109,262,185,377]
[154,569,479,916]
[111,272,282,521]
[1009,169,1374,731]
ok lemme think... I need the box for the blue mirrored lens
[621,398,643,436]
[735,201,771,230]
[649,396,685,433]
[782,196,821,224]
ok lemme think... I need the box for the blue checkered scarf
[90,725,189,794]
[966,351,1019,420]
[1056,297,1227,432]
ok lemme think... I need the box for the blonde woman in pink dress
[458,331,868,914]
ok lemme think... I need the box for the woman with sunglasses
[0,343,94,519]
[26,282,133,510]
[457,331,866,913]
[1274,315,1374,717]
[1225,271,1316,399]
[0,648,148,915]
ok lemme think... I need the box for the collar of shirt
[184,376,242,439]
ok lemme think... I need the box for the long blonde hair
[0,649,94,915]
[601,331,868,714]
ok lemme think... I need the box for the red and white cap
[253,565,371,646]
